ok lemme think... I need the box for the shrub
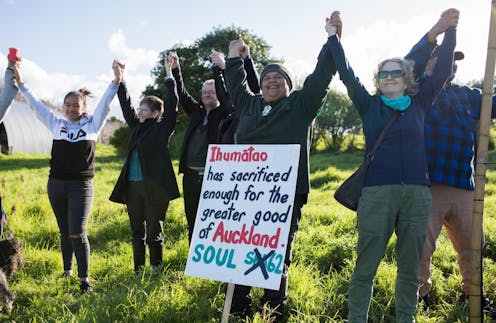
[109,126,131,156]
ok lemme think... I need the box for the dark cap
[260,63,293,91]
[454,51,464,60]
[431,47,464,61]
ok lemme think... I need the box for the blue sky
[0,0,492,119]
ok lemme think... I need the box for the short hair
[202,79,215,89]
[373,58,418,96]
[140,96,164,117]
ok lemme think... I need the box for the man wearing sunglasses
[418,47,496,317]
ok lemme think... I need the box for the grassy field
[0,144,495,322]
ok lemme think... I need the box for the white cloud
[172,39,194,48]
[108,29,159,72]
[106,29,160,119]
[0,54,87,105]
[1,30,160,120]
[284,5,490,94]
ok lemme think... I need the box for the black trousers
[231,194,307,312]
[47,178,93,278]
[126,181,169,271]
[182,168,204,243]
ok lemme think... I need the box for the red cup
[7,48,21,61]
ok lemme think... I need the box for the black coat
[172,66,231,173]
[213,57,260,143]
[109,79,180,205]
[173,58,260,171]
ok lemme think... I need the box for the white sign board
[185,144,300,290]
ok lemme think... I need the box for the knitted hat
[260,63,293,91]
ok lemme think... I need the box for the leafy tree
[109,126,131,156]
[313,89,362,151]
[143,25,280,126]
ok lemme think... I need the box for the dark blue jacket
[328,28,456,187]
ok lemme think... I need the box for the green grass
[0,144,495,322]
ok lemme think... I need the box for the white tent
[0,100,52,154]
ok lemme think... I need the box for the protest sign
[185,144,300,290]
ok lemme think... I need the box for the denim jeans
[48,177,93,278]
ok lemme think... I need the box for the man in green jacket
[223,11,341,319]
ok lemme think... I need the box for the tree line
[110,25,493,157]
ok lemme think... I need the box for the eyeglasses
[378,69,404,79]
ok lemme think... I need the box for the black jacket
[214,57,260,143]
[172,66,231,173]
[109,79,180,205]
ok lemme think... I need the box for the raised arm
[211,50,231,109]
[12,61,59,131]
[405,8,459,80]
[296,11,340,117]
[0,60,19,123]
[169,51,200,116]
[240,45,260,94]
[91,59,121,134]
[418,9,459,107]
[160,53,178,133]
[225,39,256,113]
[115,60,140,129]
[327,15,373,116]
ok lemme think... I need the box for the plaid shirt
[425,83,496,190]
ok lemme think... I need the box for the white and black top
[19,82,119,179]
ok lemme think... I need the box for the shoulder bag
[334,112,400,211]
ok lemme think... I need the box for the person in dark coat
[109,56,180,272]
[169,51,228,243]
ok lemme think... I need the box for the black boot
[149,243,163,268]
[230,284,252,318]
[132,241,146,273]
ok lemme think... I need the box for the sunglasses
[378,69,404,79]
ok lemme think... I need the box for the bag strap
[365,112,400,161]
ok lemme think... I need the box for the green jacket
[225,37,336,194]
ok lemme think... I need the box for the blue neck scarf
[380,95,411,111]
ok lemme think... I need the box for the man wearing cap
[0,50,20,123]
[223,11,341,319]
[418,48,496,309]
